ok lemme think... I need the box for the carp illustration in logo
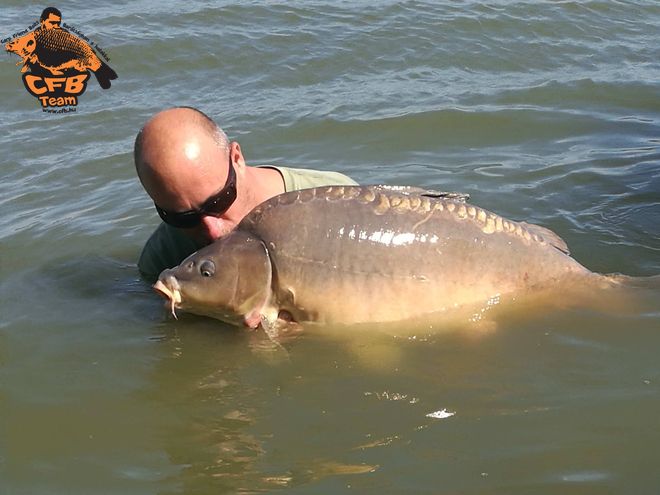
[5,7,117,110]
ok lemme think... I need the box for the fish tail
[93,61,117,89]
[603,273,660,289]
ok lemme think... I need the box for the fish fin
[244,310,263,329]
[247,324,291,364]
[370,185,470,202]
[94,61,118,89]
[259,311,304,343]
[603,273,660,289]
[420,190,470,202]
[519,222,570,254]
[261,317,282,343]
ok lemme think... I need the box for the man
[40,7,63,30]
[134,107,357,282]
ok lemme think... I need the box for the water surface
[2,1,659,493]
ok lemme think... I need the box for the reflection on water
[140,294,660,493]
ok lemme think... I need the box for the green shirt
[138,166,357,282]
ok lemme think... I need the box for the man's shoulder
[266,166,358,191]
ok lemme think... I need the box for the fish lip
[153,279,173,299]
[153,278,182,318]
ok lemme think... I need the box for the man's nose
[199,215,224,242]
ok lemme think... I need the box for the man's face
[144,143,249,246]
[41,14,61,30]
[168,158,243,245]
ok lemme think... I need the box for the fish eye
[200,260,215,277]
[27,40,34,46]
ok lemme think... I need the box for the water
[2,1,659,493]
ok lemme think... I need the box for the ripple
[2,2,660,493]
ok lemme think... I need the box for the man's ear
[230,141,246,169]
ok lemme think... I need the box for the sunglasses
[154,156,237,229]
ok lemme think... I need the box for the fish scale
[34,28,101,70]
[261,186,561,250]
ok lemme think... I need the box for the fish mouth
[153,278,182,319]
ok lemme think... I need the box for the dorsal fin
[519,222,570,254]
[370,185,470,203]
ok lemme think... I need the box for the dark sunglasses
[154,156,237,229]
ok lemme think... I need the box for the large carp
[153,185,625,335]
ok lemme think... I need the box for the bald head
[134,107,286,245]
[134,107,231,210]
[134,107,229,182]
